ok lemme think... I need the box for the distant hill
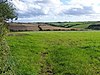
[8,21,100,31]
[46,21,100,30]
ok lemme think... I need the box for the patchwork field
[9,21,100,32]
[7,31,100,75]
[47,21,100,29]
[9,23,82,31]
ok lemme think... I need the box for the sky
[10,0,100,22]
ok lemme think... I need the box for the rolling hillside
[8,21,100,31]
[47,21,100,29]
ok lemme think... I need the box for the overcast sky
[10,0,100,22]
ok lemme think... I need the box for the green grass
[6,31,100,75]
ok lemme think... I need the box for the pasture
[7,31,100,75]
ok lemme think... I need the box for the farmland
[8,21,100,32]
[47,21,100,29]
[9,23,82,31]
[6,31,100,75]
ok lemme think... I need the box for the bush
[0,22,15,75]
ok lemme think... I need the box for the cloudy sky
[10,0,100,22]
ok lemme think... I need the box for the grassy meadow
[6,31,100,75]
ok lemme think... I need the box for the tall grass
[7,31,100,75]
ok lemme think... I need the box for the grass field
[48,21,100,29]
[6,31,100,75]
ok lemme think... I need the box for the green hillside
[47,21,100,29]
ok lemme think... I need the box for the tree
[0,0,17,22]
[0,0,17,75]
[0,0,7,3]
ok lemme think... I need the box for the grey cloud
[21,0,49,4]
[34,0,49,4]
[16,0,48,18]
[18,8,46,18]
[12,0,61,18]
[13,0,96,18]
[62,6,95,16]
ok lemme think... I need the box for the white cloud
[68,0,100,14]
[10,0,100,22]
[11,0,28,11]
